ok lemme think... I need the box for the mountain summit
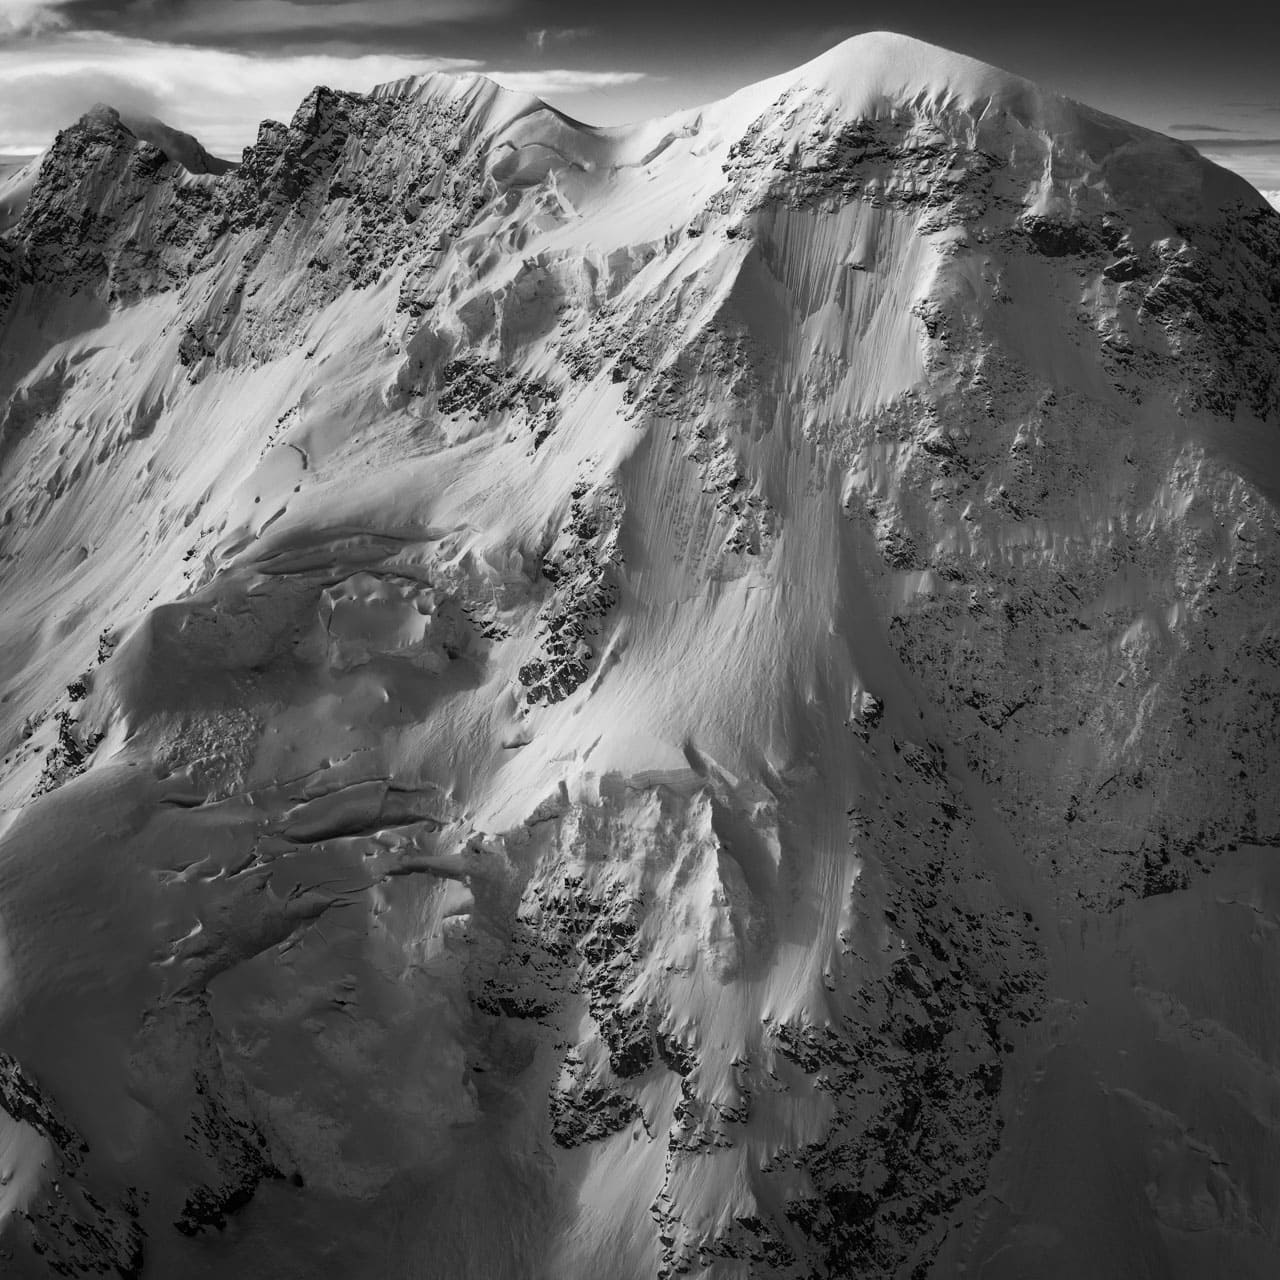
[0,31,1278,1280]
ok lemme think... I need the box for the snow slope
[0,29,1278,1279]
[0,156,40,234]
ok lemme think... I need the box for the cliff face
[0,31,1278,1280]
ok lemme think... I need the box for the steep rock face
[0,30,1278,1280]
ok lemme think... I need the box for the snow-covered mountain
[0,29,1278,1279]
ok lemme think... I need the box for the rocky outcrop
[0,1055,145,1277]
[518,484,623,706]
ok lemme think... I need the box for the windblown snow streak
[0,30,1278,1280]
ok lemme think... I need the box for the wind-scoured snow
[0,29,1277,1280]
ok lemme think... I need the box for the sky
[0,0,1276,204]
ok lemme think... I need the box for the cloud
[1178,136,1280,150]
[0,33,482,153]
[0,0,74,36]
[0,66,162,144]
[1260,190,1280,210]
[0,31,649,155]
[159,0,515,42]
[0,0,521,53]
[1168,123,1233,133]
[527,26,593,52]
[490,68,646,96]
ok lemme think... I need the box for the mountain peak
[691,29,1267,224]
[118,113,235,176]
[796,30,1038,114]
[65,102,232,176]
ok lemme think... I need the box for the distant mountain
[0,30,1277,1280]
[116,110,237,177]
